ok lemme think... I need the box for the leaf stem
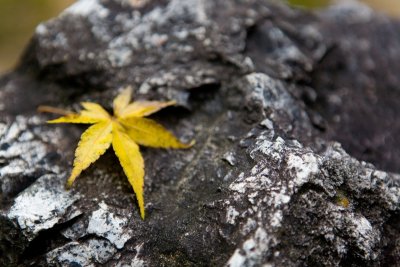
[37,105,74,116]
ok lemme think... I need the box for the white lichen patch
[245,73,292,111]
[3,116,27,140]
[107,47,133,67]
[116,259,147,267]
[250,162,270,176]
[354,215,373,237]
[101,0,213,64]
[229,179,247,194]
[223,152,237,166]
[224,121,325,266]
[269,210,283,227]
[115,243,147,267]
[250,136,285,162]
[0,138,47,165]
[87,239,118,264]
[226,227,272,267]
[6,174,80,239]
[242,218,257,236]
[60,217,87,241]
[87,201,133,249]
[242,73,313,136]
[226,248,246,267]
[143,33,169,48]
[226,206,240,225]
[0,122,7,137]
[224,114,397,266]
[0,159,29,177]
[46,239,117,266]
[259,118,274,130]
[286,152,320,186]
[64,0,109,18]
[163,0,208,25]
[269,189,291,208]
[35,23,48,35]
[229,174,272,195]
[47,242,95,267]
[0,116,63,195]
[347,214,378,259]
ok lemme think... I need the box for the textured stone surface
[0,0,399,266]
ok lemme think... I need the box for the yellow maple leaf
[38,86,194,219]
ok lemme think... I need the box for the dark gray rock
[0,0,399,266]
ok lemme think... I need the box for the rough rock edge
[0,0,399,266]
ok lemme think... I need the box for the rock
[1,0,399,266]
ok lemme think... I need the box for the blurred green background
[0,0,74,74]
[0,0,399,74]
[289,0,400,14]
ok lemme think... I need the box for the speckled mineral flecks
[1,0,400,266]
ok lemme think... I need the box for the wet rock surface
[0,0,399,266]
